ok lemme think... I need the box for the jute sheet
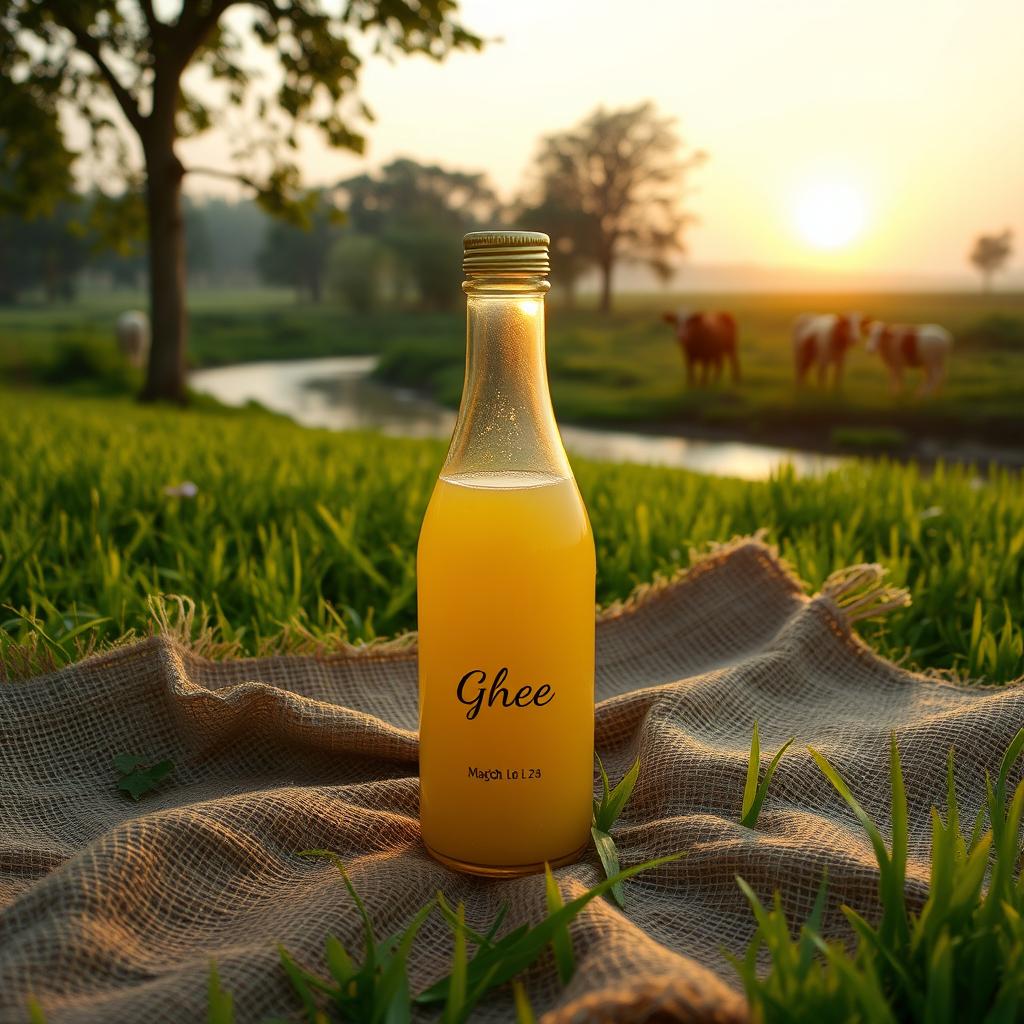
[1,540,1021,1023]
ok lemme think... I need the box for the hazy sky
[180,0,1024,278]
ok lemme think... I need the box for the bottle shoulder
[419,471,593,555]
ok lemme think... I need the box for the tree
[257,190,342,302]
[969,230,1014,292]
[199,197,269,286]
[532,103,704,313]
[183,198,213,284]
[515,194,599,310]
[0,199,90,305]
[327,233,391,312]
[1,2,482,402]
[339,157,498,309]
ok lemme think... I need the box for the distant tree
[515,193,599,309]
[532,103,705,313]
[257,190,343,303]
[327,234,391,313]
[0,199,89,304]
[969,230,1014,292]
[0,216,37,303]
[1,64,80,303]
[1,2,482,402]
[183,199,213,284]
[199,198,269,285]
[339,157,498,309]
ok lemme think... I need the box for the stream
[190,356,845,480]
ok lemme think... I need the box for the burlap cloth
[1,540,1022,1023]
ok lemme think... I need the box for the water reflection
[190,357,843,480]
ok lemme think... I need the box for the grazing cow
[662,310,740,387]
[792,313,864,389]
[865,320,952,397]
[116,310,150,369]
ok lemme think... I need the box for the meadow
[2,289,1023,455]
[2,386,1021,682]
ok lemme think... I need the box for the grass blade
[373,898,435,1023]
[278,945,322,1020]
[885,733,910,946]
[591,826,623,907]
[299,850,377,964]
[740,735,793,828]
[442,902,467,1024]
[808,746,891,874]
[418,852,685,1005]
[323,934,356,987]
[207,961,234,1024]
[741,720,761,822]
[599,755,641,830]
[545,864,575,984]
[512,981,537,1024]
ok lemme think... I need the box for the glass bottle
[417,231,596,876]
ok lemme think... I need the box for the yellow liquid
[417,469,596,873]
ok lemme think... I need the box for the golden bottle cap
[463,230,550,276]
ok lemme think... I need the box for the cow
[792,313,864,389]
[662,309,740,388]
[865,320,952,397]
[116,310,150,369]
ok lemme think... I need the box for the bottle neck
[442,277,570,480]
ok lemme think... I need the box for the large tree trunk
[598,257,614,314]
[141,135,188,403]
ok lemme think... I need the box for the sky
[177,0,1024,284]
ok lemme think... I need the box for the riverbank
[189,356,846,479]
[2,289,1023,466]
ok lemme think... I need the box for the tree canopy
[525,102,705,313]
[339,157,498,309]
[969,230,1014,291]
[1,1,483,399]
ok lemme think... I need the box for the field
[3,289,1023,455]
[2,387,1022,683]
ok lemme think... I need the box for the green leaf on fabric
[593,753,640,833]
[591,827,623,907]
[740,721,794,828]
[590,753,643,903]
[115,755,174,800]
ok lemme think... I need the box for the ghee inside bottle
[417,231,596,876]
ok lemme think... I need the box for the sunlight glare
[793,181,868,251]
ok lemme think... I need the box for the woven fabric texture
[1,540,1021,1023]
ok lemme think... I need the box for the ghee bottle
[417,231,596,876]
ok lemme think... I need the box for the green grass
[2,289,1023,448]
[1,388,1021,682]
[735,731,1024,1023]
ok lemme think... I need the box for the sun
[793,181,868,251]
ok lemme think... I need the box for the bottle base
[424,839,589,878]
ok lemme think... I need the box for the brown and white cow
[865,320,952,397]
[662,309,740,387]
[792,312,864,389]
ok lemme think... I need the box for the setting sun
[793,181,868,251]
